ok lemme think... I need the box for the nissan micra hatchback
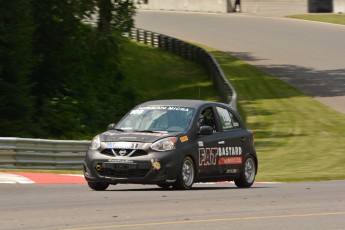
[84,100,258,190]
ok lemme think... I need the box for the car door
[214,106,251,176]
[196,106,224,178]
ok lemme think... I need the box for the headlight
[90,135,101,150]
[150,137,177,152]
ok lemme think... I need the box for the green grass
[119,41,220,102]
[202,46,345,182]
[287,14,345,25]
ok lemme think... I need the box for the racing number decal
[199,147,243,166]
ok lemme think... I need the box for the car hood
[100,130,181,143]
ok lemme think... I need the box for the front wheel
[87,182,110,191]
[173,156,195,190]
[235,155,256,188]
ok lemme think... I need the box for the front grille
[98,168,150,178]
[100,149,148,157]
[100,149,114,156]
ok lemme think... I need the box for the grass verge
[287,14,345,25]
[201,45,345,182]
[119,40,220,102]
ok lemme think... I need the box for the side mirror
[107,123,116,130]
[198,126,213,135]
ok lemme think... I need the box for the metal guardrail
[126,28,237,110]
[0,28,237,170]
[0,137,89,169]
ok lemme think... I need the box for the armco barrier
[126,28,237,110]
[0,137,89,169]
[1,28,237,169]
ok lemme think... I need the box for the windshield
[116,106,195,133]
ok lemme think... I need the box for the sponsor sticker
[130,109,144,115]
[180,136,189,142]
[108,159,133,163]
[104,131,167,137]
[218,147,242,156]
[107,142,139,149]
[218,157,242,165]
[151,159,161,170]
[137,106,191,112]
[226,169,239,174]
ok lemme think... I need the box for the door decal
[198,146,242,166]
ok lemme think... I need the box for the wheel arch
[251,153,258,175]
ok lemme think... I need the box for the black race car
[84,100,258,190]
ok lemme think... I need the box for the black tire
[87,182,110,191]
[235,155,256,188]
[173,156,195,190]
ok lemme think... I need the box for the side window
[216,107,240,130]
[198,107,217,131]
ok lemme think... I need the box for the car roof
[137,99,228,109]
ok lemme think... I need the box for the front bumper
[84,148,182,185]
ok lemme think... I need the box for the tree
[30,0,97,138]
[1,0,140,139]
[0,0,37,137]
[97,0,148,34]
[97,0,114,34]
[30,0,136,139]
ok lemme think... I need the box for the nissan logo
[119,149,127,156]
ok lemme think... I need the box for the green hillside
[123,40,345,182]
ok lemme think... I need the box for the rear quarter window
[216,107,240,130]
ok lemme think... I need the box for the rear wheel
[235,155,256,188]
[173,156,195,190]
[87,182,110,191]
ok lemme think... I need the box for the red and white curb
[0,172,280,185]
[0,172,86,184]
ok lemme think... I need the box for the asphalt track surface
[135,11,345,114]
[1,175,345,230]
